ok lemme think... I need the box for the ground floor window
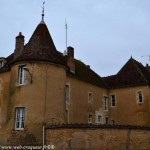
[106,117,109,124]
[88,114,93,124]
[97,115,102,124]
[15,107,25,130]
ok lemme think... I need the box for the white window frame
[103,95,108,111]
[65,83,70,104]
[15,107,25,130]
[110,94,116,107]
[137,91,143,104]
[97,115,103,124]
[18,66,27,85]
[88,114,93,124]
[88,92,93,103]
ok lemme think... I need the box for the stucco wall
[109,86,150,125]
[46,125,150,150]
[5,61,67,145]
[66,77,108,124]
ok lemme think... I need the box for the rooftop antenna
[63,19,68,56]
[65,19,68,51]
[142,55,150,64]
[41,2,45,22]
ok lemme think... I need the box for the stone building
[0,15,150,144]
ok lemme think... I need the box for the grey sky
[0,0,150,76]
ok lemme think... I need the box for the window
[18,66,27,85]
[112,120,115,125]
[111,95,116,107]
[66,109,69,124]
[0,61,4,68]
[103,96,108,111]
[137,91,143,104]
[88,92,93,103]
[88,114,93,124]
[106,117,109,124]
[65,84,70,103]
[15,107,25,130]
[97,115,102,124]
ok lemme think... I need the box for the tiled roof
[0,53,14,73]
[68,59,107,88]
[13,22,66,66]
[146,65,150,73]
[103,57,150,88]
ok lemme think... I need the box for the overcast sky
[0,0,150,76]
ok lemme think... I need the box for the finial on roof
[41,2,45,23]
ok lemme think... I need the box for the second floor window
[103,96,108,111]
[18,66,27,85]
[65,84,70,103]
[88,92,93,103]
[111,95,116,107]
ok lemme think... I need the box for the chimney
[67,46,75,73]
[14,32,24,59]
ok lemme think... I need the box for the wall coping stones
[45,124,150,131]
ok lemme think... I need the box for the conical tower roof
[14,22,66,66]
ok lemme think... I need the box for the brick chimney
[14,32,24,59]
[67,46,75,73]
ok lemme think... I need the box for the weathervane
[41,2,45,21]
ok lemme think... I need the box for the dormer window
[0,61,4,68]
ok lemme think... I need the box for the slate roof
[13,22,66,66]
[103,57,150,88]
[68,59,107,88]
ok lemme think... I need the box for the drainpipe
[42,125,45,150]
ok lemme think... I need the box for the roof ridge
[133,59,150,84]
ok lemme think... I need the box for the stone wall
[46,124,150,150]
